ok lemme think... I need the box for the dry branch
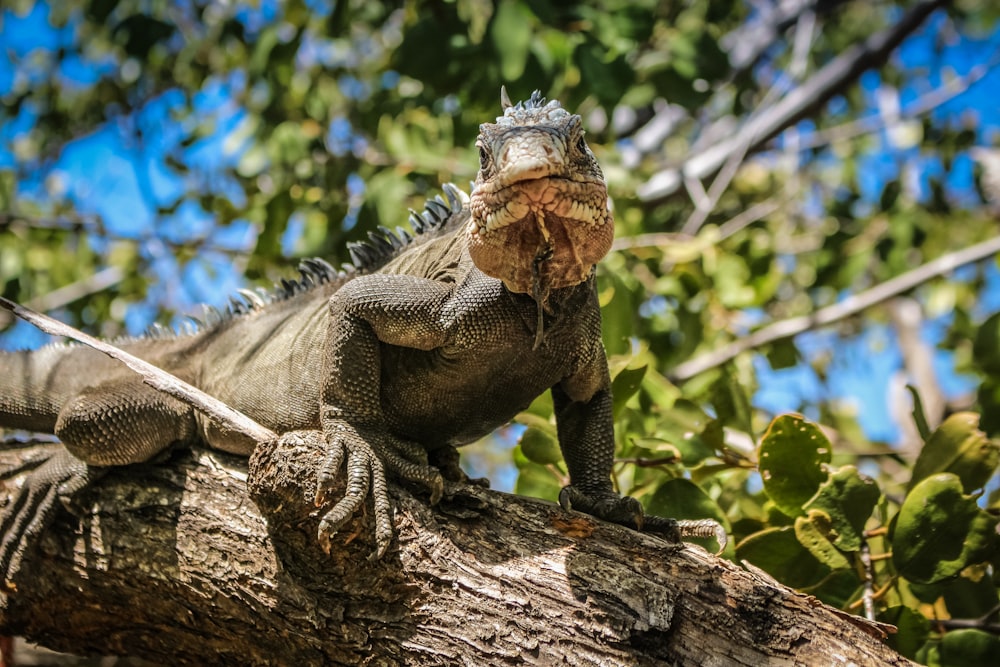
[0,296,275,447]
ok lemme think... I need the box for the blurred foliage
[2,0,1000,661]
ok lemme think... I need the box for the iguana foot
[558,485,727,552]
[558,484,649,529]
[315,423,443,559]
[0,448,104,589]
[558,485,683,542]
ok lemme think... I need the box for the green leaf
[977,379,1000,437]
[909,413,999,493]
[518,427,562,465]
[940,629,1000,667]
[647,400,719,466]
[906,385,932,442]
[513,445,561,501]
[646,478,728,526]
[794,513,852,570]
[520,390,554,420]
[765,339,799,370]
[573,39,632,108]
[973,312,1000,376]
[736,527,832,589]
[758,415,832,517]
[491,0,533,81]
[880,606,930,660]
[711,369,754,436]
[893,473,999,584]
[611,364,647,417]
[942,572,1000,619]
[803,465,880,551]
[647,478,729,553]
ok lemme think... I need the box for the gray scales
[0,90,719,584]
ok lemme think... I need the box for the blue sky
[2,2,999,462]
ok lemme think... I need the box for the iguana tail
[0,345,77,434]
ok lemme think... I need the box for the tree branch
[0,437,915,665]
[638,0,949,204]
[799,53,999,151]
[721,0,850,77]
[670,234,1000,381]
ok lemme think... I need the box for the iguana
[0,90,714,583]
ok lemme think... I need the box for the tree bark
[1,437,914,666]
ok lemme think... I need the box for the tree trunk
[1,437,913,666]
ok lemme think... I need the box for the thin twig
[859,540,876,621]
[935,603,1000,634]
[0,296,276,446]
[0,267,125,330]
[800,55,1000,151]
[638,0,948,203]
[612,196,786,254]
[670,234,1000,381]
[717,197,786,240]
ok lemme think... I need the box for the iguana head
[468,89,613,300]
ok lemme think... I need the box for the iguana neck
[507,270,597,349]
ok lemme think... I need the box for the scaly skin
[0,91,703,586]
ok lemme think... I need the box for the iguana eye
[478,145,490,170]
[576,135,588,154]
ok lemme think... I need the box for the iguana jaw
[467,92,614,298]
[467,176,612,295]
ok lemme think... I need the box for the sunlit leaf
[758,415,832,517]
[893,474,998,584]
[803,465,880,551]
[736,527,832,589]
[909,413,999,493]
[794,513,852,570]
[518,427,562,465]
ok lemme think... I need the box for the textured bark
[1,438,914,666]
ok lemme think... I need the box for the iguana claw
[315,422,444,558]
[558,485,646,529]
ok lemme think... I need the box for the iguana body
[1,91,689,582]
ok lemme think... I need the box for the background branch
[0,297,275,446]
[670,234,1000,381]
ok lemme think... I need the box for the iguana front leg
[315,274,454,558]
[552,352,681,542]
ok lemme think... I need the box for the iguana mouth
[467,175,613,297]
[471,177,610,234]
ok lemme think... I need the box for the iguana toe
[315,423,448,557]
[557,485,727,551]
[558,484,645,528]
[558,484,684,540]
[430,445,490,488]
[316,437,380,553]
